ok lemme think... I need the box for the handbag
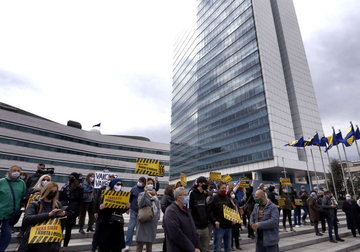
[83,192,90,199]
[7,180,23,226]
[109,213,124,226]
[291,202,296,210]
[138,205,154,223]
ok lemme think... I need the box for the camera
[38,167,55,175]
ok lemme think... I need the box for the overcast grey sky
[0,1,359,160]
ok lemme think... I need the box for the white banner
[94,172,118,189]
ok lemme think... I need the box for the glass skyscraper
[170,0,326,186]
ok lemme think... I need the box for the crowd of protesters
[3,164,360,252]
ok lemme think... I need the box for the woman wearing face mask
[342,194,360,237]
[20,182,66,252]
[94,178,128,252]
[59,172,84,252]
[31,175,51,195]
[79,173,95,234]
[238,179,256,239]
[136,178,160,252]
[307,192,322,236]
[279,181,295,232]
[20,171,28,185]
[228,186,242,251]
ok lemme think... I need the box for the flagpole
[318,145,329,190]
[326,151,338,201]
[303,147,312,189]
[340,129,356,196]
[310,148,319,188]
[355,124,360,159]
[333,126,348,195]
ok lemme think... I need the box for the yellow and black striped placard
[295,198,303,206]
[101,190,130,209]
[157,165,165,177]
[223,205,242,224]
[28,218,62,244]
[278,198,285,207]
[26,194,41,209]
[135,158,160,176]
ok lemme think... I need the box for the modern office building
[0,102,170,193]
[170,0,327,189]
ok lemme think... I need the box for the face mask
[20,175,25,180]
[182,196,190,205]
[114,185,121,192]
[201,184,208,190]
[10,172,20,179]
[283,189,287,193]
[42,180,48,186]
[47,191,57,200]
[147,184,153,190]
[220,190,227,196]
[231,194,235,199]
[104,170,109,173]
[137,182,144,187]
[90,177,94,182]
[346,197,351,200]
[255,198,262,204]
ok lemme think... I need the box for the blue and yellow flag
[285,137,308,147]
[356,126,360,140]
[325,130,343,152]
[318,137,328,147]
[93,123,101,128]
[339,124,355,147]
[306,133,320,146]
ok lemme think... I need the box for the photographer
[26,163,46,188]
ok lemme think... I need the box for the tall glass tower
[170,0,326,186]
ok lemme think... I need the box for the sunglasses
[42,179,50,182]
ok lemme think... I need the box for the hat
[70,172,79,180]
[301,185,305,189]
[139,177,146,184]
[109,178,121,189]
[269,186,275,192]
[197,176,207,184]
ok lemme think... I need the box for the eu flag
[285,137,308,147]
[339,125,355,147]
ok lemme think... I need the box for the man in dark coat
[307,192,322,236]
[164,187,200,252]
[342,194,360,237]
[322,190,344,243]
[26,163,45,188]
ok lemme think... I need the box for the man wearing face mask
[342,194,360,237]
[188,176,210,252]
[322,190,344,243]
[0,165,26,252]
[26,163,45,188]
[164,187,200,252]
[124,176,146,252]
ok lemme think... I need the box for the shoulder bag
[109,213,124,226]
[138,205,154,223]
[7,180,23,226]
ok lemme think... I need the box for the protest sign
[222,174,232,184]
[157,165,165,177]
[295,199,303,206]
[94,172,118,189]
[135,158,159,176]
[26,194,41,209]
[239,178,250,188]
[180,172,187,186]
[102,191,131,209]
[223,205,242,224]
[28,218,62,244]
[209,172,222,182]
[252,172,257,181]
[277,198,285,207]
[280,178,291,186]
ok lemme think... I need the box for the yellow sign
[280,178,291,185]
[29,218,62,244]
[210,172,222,182]
[239,178,250,188]
[136,158,160,176]
[102,191,131,209]
[222,174,232,184]
[278,198,285,207]
[223,205,242,224]
[295,199,303,206]
[157,165,165,177]
[26,194,40,209]
[180,172,187,186]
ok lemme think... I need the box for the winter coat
[279,186,294,211]
[20,200,63,252]
[161,194,174,214]
[188,187,208,229]
[342,200,360,230]
[0,176,26,220]
[322,196,335,216]
[307,197,319,221]
[59,184,83,217]
[239,186,255,215]
[136,191,160,243]
[299,190,309,206]
[267,192,278,206]
[26,172,42,189]
[129,185,144,212]
[164,202,200,252]
[250,200,280,247]
[82,182,93,203]
[207,193,234,229]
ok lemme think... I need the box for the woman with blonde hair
[20,182,65,252]
[28,174,51,196]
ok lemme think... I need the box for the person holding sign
[279,179,296,232]
[94,178,129,252]
[228,187,242,251]
[238,179,256,239]
[250,190,280,252]
[20,182,65,252]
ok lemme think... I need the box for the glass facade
[170,0,273,180]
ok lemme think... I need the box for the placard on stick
[94,172,118,189]
[280,178,291,186]
[180,172,187,186]
[277,198,285,207]
[222,174,232,184]
[239,178,250,188]
[210,172,222,182]
[101,191,131,209]
[135,158,159,176]
[223,204,242,224]
[28,218,62,244]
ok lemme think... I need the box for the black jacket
[161,194,174,214]
[26,172,42,189]
[188,187,208,229]
[299,190,309,206]
[59,184,83,216]
[342,200,360,230]
[164,202,200,252]
[322,196,335,216]
[207,193,234,228]
[239,186,255,215]
[267,192,278,206]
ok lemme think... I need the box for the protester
[250,190,280,252]
[0,165,26,252]
[307,192,323,236]
[124,176,146,252]
[20,171,28,185]
[267,186,278,206]
[79,173,95,234]
[228,188,242,251]
[27,174,51,196]
[299,185,310,225]
[239,179,256,239]
[59,172,84,251]
[233,184,244,202]
[207,188,218,241]
[208,181,235,252]
[135,178,160,252]
[311,186,318,194]
[322,190,344,243]
[317,191,327,233]
[342,194,360,237]
[163,187,200,252]
[174,181,182,189]
[20,182,65,252]
[188,176,210,252]
[258,183,265,192]
[279,183,295,232]
[293,188,301,228]
[94,178,129,252]
[160,184,174,252]
[26,163,45,188]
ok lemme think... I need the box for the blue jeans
[214,227,231,252]
[125,210,138,247]
[294,207,301,225]
[0,218,13,252]
[326,215,339,240]
[302,206,309,221]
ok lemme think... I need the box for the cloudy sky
[0,1,359,160]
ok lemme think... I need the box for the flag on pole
[285,137,308,147]
[318,137,328,147]
[325,129,343,152]
[93,123,101,128]
[306,133,320,146]
[339,124,355,147]
[356,126,360,140]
